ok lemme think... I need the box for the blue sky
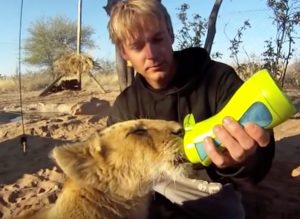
[0,0,299,75]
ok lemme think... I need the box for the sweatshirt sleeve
[206,65,275,185]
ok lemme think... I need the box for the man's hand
[203,116,271,168]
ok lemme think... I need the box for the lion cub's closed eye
[15,119,185,219]
[129,126,148,135]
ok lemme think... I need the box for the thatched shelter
[53,52,94,77]
[39,52,106,96]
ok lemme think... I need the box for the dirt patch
[0,88,299,219]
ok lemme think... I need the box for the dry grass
[0,71,119,93]
[96,72,118,87]
[0,78,16,92]
[83,71,119,91]
[0,72,52,93]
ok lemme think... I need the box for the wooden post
[88,72,107,93]
[39,75,64,96]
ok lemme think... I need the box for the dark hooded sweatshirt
[107,47,274,184]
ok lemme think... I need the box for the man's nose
[144,43,156,59]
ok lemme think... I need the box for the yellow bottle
[183,69,297,166]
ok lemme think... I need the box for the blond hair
[108,0,173,47]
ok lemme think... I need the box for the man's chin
[148,69,168,77]
[148,73,172,88]
[151,73,169,82]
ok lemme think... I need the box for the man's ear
[51,134,104,187]
[168,30,175,44]
[118,46,129,60]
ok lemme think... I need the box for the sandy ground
[0,87,299,219]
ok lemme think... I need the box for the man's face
[120,20,174,89]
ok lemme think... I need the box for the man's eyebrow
[127,39,142,46]
[126,29,164,47]
[153,30,164,36]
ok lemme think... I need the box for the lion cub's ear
[52,133,104,186]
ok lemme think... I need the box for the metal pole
[77,0,82,89]
[77,0,82,54]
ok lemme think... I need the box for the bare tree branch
[204,0,223,54]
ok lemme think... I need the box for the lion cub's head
[52,119,185,199]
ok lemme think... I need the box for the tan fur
[15,119,185,219]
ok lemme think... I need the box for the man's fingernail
[213,125,221,133]
[223,117,233,125]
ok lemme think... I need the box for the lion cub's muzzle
[168,124,189,165]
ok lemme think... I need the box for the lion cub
[16,119,185,219]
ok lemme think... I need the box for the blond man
[107,1,274,218]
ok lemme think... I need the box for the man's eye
[153,37,163,43]
[130,43,143,51]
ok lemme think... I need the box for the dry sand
[0,88,299,219]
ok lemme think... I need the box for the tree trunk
[204,0,223,54]
[116,48,127,91]
[104,0,134,92]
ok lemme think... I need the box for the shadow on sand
[0,134,73,185]
[242,133,300,219]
